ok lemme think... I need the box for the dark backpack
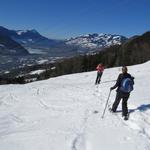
[120,78,134,93]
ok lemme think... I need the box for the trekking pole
[101,90,111,118]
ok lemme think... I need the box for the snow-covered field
[0,61,150,150]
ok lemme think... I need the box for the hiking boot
[109,108,116,113]
[124,116,128,120]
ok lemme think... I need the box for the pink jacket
[96,64,104,73]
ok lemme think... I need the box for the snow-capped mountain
[66,33,127,49]
[0,26,62,49]
[16,29,38,36]
[14,29,59,46]
[0,26,128,56]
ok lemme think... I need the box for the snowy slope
[0,61,150,150]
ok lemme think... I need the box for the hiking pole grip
[101,90,111,118]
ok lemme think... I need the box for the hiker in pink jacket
[95,63,104,84]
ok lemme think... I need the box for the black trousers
[112,91,130,116]
[95,72,103,84]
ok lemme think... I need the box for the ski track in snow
[0,62,150,150]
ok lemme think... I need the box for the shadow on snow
[116,104,150,114]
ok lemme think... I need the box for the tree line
[0,31,150,84]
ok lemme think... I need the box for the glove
[110,87,114,91]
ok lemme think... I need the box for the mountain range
[0,26,62,51]
[0,26,127,56]
[0,26,150,83]
[66,33,127,49]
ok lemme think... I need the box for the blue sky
[0,0,150,39]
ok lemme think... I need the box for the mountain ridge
[0,34,29,55]
[0,26,62,49]
[66,33,127,49]
[0,26,128,55]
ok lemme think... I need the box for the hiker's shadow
[129,104,150,114]
[116,104,150,114]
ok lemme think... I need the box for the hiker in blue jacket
[110,66,134,120]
